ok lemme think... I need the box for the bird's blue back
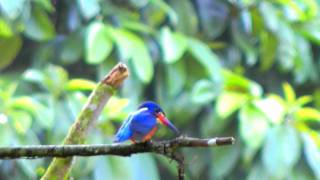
[114,108,157,142]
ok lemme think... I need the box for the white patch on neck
[131,107,148,116]
[139,107,148,111]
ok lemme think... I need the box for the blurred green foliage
[0,0,319,179]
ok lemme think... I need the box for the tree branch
[0,137,234,159]
[41,63,129,180]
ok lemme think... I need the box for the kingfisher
[114,101,180,143]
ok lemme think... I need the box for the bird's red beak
[156,112,180,135]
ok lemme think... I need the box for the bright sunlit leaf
[283,82,296,103]
[254,95,286,124]
[103,96,129,121]
[0,18,13,37]
[65,79,97,91]
[216,92,249,119]
[8,96,39,115]
[223,70,263,97]
[295,95,313,107]
[295,107,320,122]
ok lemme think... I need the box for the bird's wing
[114,108,157,142]
[114,114,134,142]
[129,110,157,136]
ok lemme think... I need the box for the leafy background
[0,0,319,179]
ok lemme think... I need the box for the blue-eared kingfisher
[114,101,180,143]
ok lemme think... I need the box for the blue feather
[114,108,157,142]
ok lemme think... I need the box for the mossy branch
[41,63,129,180]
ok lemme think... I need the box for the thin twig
[0,136,234,159]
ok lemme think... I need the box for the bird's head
[139,101,180,135]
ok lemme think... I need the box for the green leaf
[0,18,13,37]
[160,27,187,63]
[122,21,155,34]
[85,22,113,64]
[59,32,83,64]
[188,38,223,85]
[262,125,301,179]
[109,28,153,83]
[277,22,296,71]
[294,35,317,83]
[8,96,39,115]
[32,0,54,12]
[298,20,320,45]
[191,79,217,105]
[239,104,269,150]
[166,60,186,97]
[296,95,313,107]
[103,96,129,121]
[0,35,22,70]
[259,1,279,33]
[65,79,97,91]
[109,28,133,60]
[9,110,32,134]
[210,143,240,179]
[150,0,178,25]
[232,24,257,66]
[130,38,154,83]
[169,0,198,35]
[43,65,69,97]
[295,108,320,122]
[216,92,248,119]
[77,0,100,19]
[223,70,263,97]
[303,134,320,179]
[260,31,277,71]
[283,82,296,103]
[254,95,286,124]
[24,5,55,41]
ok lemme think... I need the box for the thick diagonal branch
[41,63,129,180]
[0,137,234,159]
